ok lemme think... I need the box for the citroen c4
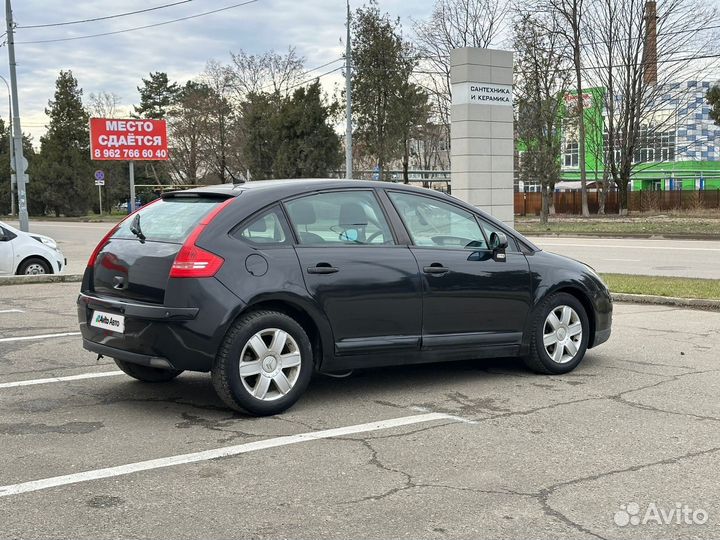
[78,179,612,416]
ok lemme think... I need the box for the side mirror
[489,232,508,262]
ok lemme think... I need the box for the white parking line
[0,331,81,343]
[0,309,24,314]
[0,412,456,497]
[0,371,123,389]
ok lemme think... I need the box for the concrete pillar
[451,47,514,227]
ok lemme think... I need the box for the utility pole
[5,0,28,231]
[345,0,352,180]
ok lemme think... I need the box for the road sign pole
[98,185,103,215]
[129,161,136,213]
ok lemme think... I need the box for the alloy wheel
[543,305,583,364]
[238,328,302,401]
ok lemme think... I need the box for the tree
[33,70,92,216]
[229,47,305,100]
[352,2,426,179]
[88,91,123,118]
[167,81,211,184]
[514,12,571,224]
[133,72,180,120]
[241,81,342,180]
[414,0,508,153]
[273,81,342,178]
[241,92,280,180]
[200,61,242,183]
[546,0,590,217]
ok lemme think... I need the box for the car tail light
[170,197,235,279]
[86,199,161,268]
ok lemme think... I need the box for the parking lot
[0,282,718,539]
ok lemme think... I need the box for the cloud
[4,0,434,145]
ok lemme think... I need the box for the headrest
[339,202,368,227]
[291,201,316,225]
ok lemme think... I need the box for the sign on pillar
[450,48,515,227]
[89,118,170,213]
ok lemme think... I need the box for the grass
[516,214,720,236]
[602,273,720,300]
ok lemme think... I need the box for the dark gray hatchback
[79,179,612,416]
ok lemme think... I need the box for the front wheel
[114,358,183,382]
[211,310,313,416]
[18,257,51,275]
[523,293,590,374]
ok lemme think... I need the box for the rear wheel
[523,293,590,374]
[212,310,313,416]
[114,359,183,382]
[18,257,51,275]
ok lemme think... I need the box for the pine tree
[133,72,180,120]
[273,81,341,178]
[33,70,92,216]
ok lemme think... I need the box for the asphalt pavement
[4,220,720,279]
[1,282,719,539]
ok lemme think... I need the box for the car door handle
[307,263,339,274]
[423,264,450,275]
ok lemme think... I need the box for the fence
[514,189,720,215]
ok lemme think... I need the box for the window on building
[563,140,579,167]
[604,126,676,164]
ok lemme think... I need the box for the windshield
[112,198,226,244]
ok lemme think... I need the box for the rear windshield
[112,198,224,243]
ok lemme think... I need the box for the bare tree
[514,10,572,224]
[585,0,718,214]
[413,0,509,153]
[200,61,243,183]
[228,47,305,100]
[88,91,123,118]
[544,0,591,216]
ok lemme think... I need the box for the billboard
[89,118,169,161]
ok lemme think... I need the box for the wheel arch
[16,254,54,275]
[523,282,596,349]
[228,294,333,370]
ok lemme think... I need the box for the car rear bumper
[78,277,245,372]
[83,338,177,370]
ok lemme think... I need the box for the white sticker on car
[90,310,125,334]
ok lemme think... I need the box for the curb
[520,232,720,241]
[611,292,720,311]
[0,274,84,286]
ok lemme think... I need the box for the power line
[16,0,260,45]
[258,57,343,93]
[17,0,194,29]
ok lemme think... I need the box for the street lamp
[0,74,13,215]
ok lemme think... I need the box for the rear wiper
[129,214,146,243]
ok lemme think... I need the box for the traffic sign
[94,170,105,181]
[94,179,105,186]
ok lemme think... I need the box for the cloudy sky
[6,0,435,144]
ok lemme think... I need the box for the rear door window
[112,197,227,244]
[285,191,395,245]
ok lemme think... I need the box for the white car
[0,221,66,275]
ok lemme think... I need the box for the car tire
[523,292,590,375]
[17,257,51,275]
[212,310,313,416]
[114,358,183,382]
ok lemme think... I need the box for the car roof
[166,178,435,198]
